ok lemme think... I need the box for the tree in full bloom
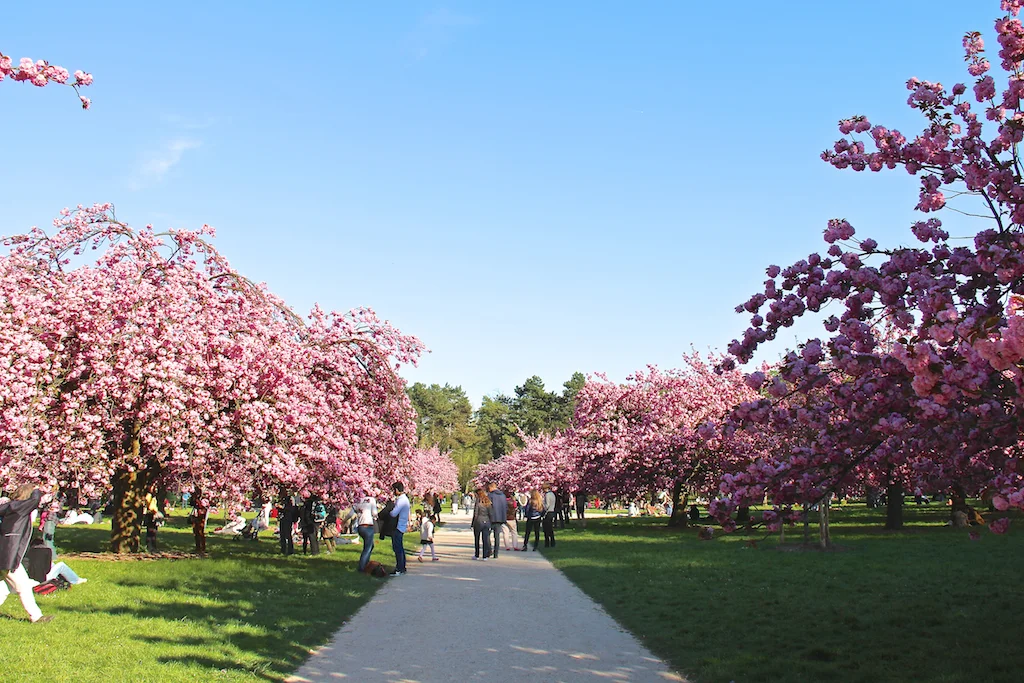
[571,353,758,526]
[0,205,423,551]
[407,445,460,499]
[0,50,93,108]
[717,0,1024,536]
[474,431,580,493]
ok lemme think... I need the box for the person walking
[471,488,493,560]
[543,484,558,548]
[353,493,378,572]
[417,510,438,562]
[503,489,520,550]
[389,482,410,576]
[521,489,544,551]
[432,494,443,524]
[0,484,53,623]
[486,483,508,559]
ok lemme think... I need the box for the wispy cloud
[128,138,201,190]
[406,7,478,60]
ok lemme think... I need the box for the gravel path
[286,511,685,683]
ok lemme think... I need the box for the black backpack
[27,541,53,582]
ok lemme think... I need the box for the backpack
[363,560,389,578]
[313,502,327,523]
[27,542,53,583]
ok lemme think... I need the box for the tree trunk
[736,506,750,524]
[885,480,903,530]
[110,467,150,553]
[667,482,688,528]
[819,497,832,550]
[110,425,160,553]
[803,505,810,546]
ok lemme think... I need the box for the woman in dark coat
[0,484,51,622]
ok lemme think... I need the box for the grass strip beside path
[0,512,415,682]
[542,503,1024,683]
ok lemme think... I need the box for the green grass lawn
[542,503,1024,683]
[0,511,416,682]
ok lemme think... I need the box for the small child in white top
[417,510,437,562]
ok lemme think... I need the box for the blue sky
[1,1,1002,406]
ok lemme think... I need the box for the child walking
[416,510,438,562]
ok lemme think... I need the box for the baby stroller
[236,516,264,541]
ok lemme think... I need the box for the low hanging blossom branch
[0,51,94,109]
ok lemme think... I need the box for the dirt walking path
[286,510,685,683]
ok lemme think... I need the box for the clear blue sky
[1,1,1001,406]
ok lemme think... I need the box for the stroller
[235,516,265,541]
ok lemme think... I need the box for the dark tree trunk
[667,482,688,528]
[110,425,160,553]
[885,480,904,530]
[735,506,750,524]
[110,466,150,553]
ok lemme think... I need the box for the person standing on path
[471,488,492,560]
[389,482,410,576]
[486,483,508,559]
[432,494,443,524]
[416,510,438,562]
[521,490,544,551]
[543,484,557,548]
[503,489,520,550]
[0,484,53,623]
[353,493,378,572]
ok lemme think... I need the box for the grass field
[0,511,416,682]
[542,503,1024,683]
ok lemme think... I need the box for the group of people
[470,483,563,557]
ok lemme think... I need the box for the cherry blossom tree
[0,205,423,551]
[407,445,459,498]
[573,353,758,526]
[716,0,1024,536]
[474,431,579,493]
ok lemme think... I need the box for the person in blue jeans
[353,494,378,572]
[389,482,410,576]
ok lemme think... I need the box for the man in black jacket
[279,497,298,555]
[0,484,53,622]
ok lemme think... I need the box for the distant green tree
[406,383,479,488]
[474,394,518,461]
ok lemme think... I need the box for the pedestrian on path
[354,494,378,571]
[0,484,54,623]
[471,488,492,560]
[503,489,520,550]
[543,484,558,548]
[521,489,544,551]
[389,482,410,576]
[432,494,443,524]
[416,510,438,562]
[486,483,507,559]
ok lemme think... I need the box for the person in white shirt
[416,510,437,562]
[388,482,411,576]
[353,494,378,572]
